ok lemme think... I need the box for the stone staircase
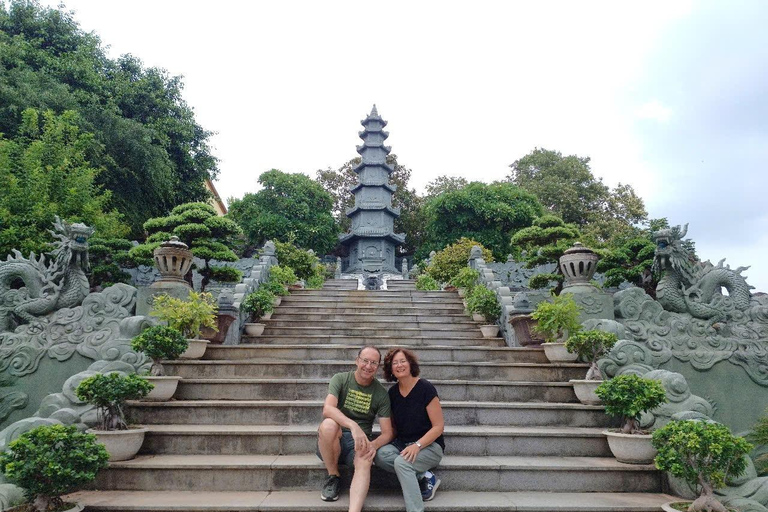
[71,280,675,511]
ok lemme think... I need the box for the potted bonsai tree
[595,374,668,464]
[653,420,753,512]
[131,325,188,400]
[241,288,275,336]
[449,267,480,297]
[564,330,619,405]
[531,294,582,362]
[0,424,110,512]
[150,291,218,359]
[467,285,502,338]
[75,372,154,461]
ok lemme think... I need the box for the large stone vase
[480,324,500,338]
[88,427,148,461]
[560,242,599,286]
[508,314,545,347]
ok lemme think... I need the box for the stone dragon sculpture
[0,217,94,332]
[653,223,752,322]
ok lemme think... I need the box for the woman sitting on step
[375,348,445,512]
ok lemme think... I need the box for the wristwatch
[415,442,422,449]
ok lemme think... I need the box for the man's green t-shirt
[328,370,391,439]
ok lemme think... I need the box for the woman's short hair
[383,347,420,382]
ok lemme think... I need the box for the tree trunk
[150,360,165,376]
[690,483,728,512]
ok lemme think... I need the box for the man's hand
[360,443,377,462]
[400,443,421,463]
[350,424,370,453]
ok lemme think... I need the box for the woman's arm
[399,396,445,462]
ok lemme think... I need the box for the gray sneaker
[321,474,341,501]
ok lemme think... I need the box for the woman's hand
[400,443,421,463]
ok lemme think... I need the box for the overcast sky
[37,0,768,292]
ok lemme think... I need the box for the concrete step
[280,296,463,305]
[240,335,507,347]
[268,312,476,323]
[163,360,587,382]
[259,326,488,339]
[263,319,482,331]
[90,454,661,493]
[203,345,549,364]
[69,490,677,512]
[174,378,578,403]
[273,306,466,315]
[289,289,456,298]
[139,425,609,457]
[128,400,614,428]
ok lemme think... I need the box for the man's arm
[322,393,370,452]
[371,417,394,450]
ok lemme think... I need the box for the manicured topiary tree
[131,325,189,376]
[467,285,502,323]
[653,420,753,512]
[0,424,110,512]
[75,373,154,430]
[564,330,618,380]
[531,293,582,343]
[595,374,667,434]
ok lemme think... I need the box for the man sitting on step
[317,345,394,511]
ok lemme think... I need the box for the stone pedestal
[559,243,614,321]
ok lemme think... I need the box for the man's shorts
[317,429,356,467]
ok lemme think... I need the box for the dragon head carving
[49,216,94,271]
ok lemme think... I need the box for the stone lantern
[560,242,599,289]
[152,237,194,285]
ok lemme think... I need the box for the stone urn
[479,324,500,338]
[509,314,545,347]
[153,236,194,284]
[180,339,209,359]
[143,376,182,401]
[603,431,657,464]
[570,379,602,405]
[87,427,148,461]
[559,242,599,286]
[244,323,265,336]
[542,342,579,362]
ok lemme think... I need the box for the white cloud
[635,100,673,123]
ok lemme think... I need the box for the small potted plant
[131,325,188,400]
[531,294,582,362]
[450,267,480,297]
[150,291,218,359]
[415,274,440,291]
[241,288,275,336]
[75,372,154,461]
[595,374,667,464]
[467,285,502,337]
[0,424,110,512]
[564,330,618,405]
[653,420,753,512]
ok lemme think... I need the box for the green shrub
[269,265,298,287]
[322,263,337,280]
[0,424,109,512]
[595,374,667,434]
[564,330,618,380]
[426,238,494,283]
[415,274,440,291]
[210,266,243,283]
[653,420,752,512]
[466,285,502,323]
[531,293,582,343]
[150,291,218,339]
[264,279,288,296]
[242,288,275,321]
[131,325,188,376]
[275,240,317,280]
[306,270,324,289]
[748,408,768,475]
[449,267,480,291]
[75,373,153,430]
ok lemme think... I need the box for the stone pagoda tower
[339,105,405,273]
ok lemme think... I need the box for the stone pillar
[136,237,193,316]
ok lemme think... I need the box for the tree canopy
[229,169,338,255]
[0,1,217,236]
[420,181,543,260]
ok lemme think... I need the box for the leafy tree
[274,240,319,281]
[420,182,542,260]
[509,215,580,293]
[0,108,128,258]
[426,237,493,283]
[88,237,135,291]
[0,2,217,236]
[230,170,338,256]
[129,202,242,291]
[424,175,469,198]
[508,148,647,244]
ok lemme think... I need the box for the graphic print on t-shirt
[344,389,373,414]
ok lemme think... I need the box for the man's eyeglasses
[358,357,380,368]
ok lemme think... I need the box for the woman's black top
[388,378,445,451]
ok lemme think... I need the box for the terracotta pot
[472,313,485,322]
[603,431,657,464]
[244,323,265,336]
[180,338,209,359]
[143,376,182,401]
[570,379,602,405]
[508,314,545,347]
[480,324,500,338]
[88,427,147,461]
[542,342,579,362]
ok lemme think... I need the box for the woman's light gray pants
[374,442,444,512]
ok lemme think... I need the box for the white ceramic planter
[570,379,602,405]
[143,376,181,401]
[472,313,485,322]
[244,323,265,336]
[603,431,657,464]
[273,296,282,307]
[261,310,273,320]
[661,503,691,512]
[88,427,148,461]
[180,338,209,359]
[480,324,500,338]
[542,342,579,362]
